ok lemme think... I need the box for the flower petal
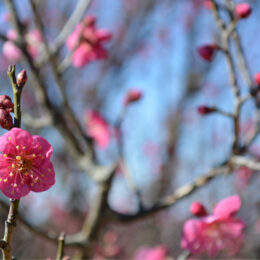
[32,135,53,159]
[30,161,55,192]
[213,195,241,219]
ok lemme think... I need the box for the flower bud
[197,105,216,115]
[17,69,27,88]
[124,89,142,106]
[0,95,14,113]
[197,44,217,62]
[0,109,13,130]
[235,3,252,19]
[190,202,208,217]
[254,72,260,86]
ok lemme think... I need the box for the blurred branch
[109,164,230,222]
[50,0,92,55]
[231,156,260,171]
[22,113,52,129]
[116,109,144,211]
[29,0,91,147]
[56,233,65,260]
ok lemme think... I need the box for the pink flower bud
[190,202,208,217]
[124,89,142,106]
[197,105,216,115]
[17,70,27,88]
[235,3,252,19]
[254,72,260,86]
[197,44,217,62]
[0,95,14,113]
[0,109,13,130]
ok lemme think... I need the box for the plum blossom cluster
[0,95,13,130]
[181,195,245,257]
[0,128,55,199]
[66,15,112,68]
[3,29,43,62]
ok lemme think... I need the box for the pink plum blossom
[134,245,168,260]
[85,110,110,149]
[2,29,43,62]
[181,195,245,257]
[66,15,112,68]
[0,128,55,199]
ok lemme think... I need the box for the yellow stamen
[13,183,17,188]
[8,137,11,141]
[0,178,2,182]
[12,164,15,168]
[4,179,7,182]
[9,172,13,177]
[22,146,26,149]
[32,154,36,158]
[16,145,20,150]
[3,154,7,158]
[16,156,21,160]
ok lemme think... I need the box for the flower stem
[1,65,23,260]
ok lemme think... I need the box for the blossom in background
[0,128,55,199]
[134,245,168,260]
[85,110,110,149]
[2,29,43,62]
[66,15,112,68]
[124,89,142,106]
[235,3,252,19]
[181,195,245,257]
[234,166,253,191]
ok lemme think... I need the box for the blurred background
[0,0,260,258]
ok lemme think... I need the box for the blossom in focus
[197,44,217,61]
[134,245,168,260]
[66,15,112,68]
[124,89,142,106]
[0,128,55,199]
[2,29,43,62]
[181,195,245,257]
[235,3,252,19]
[85,110,110,149]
